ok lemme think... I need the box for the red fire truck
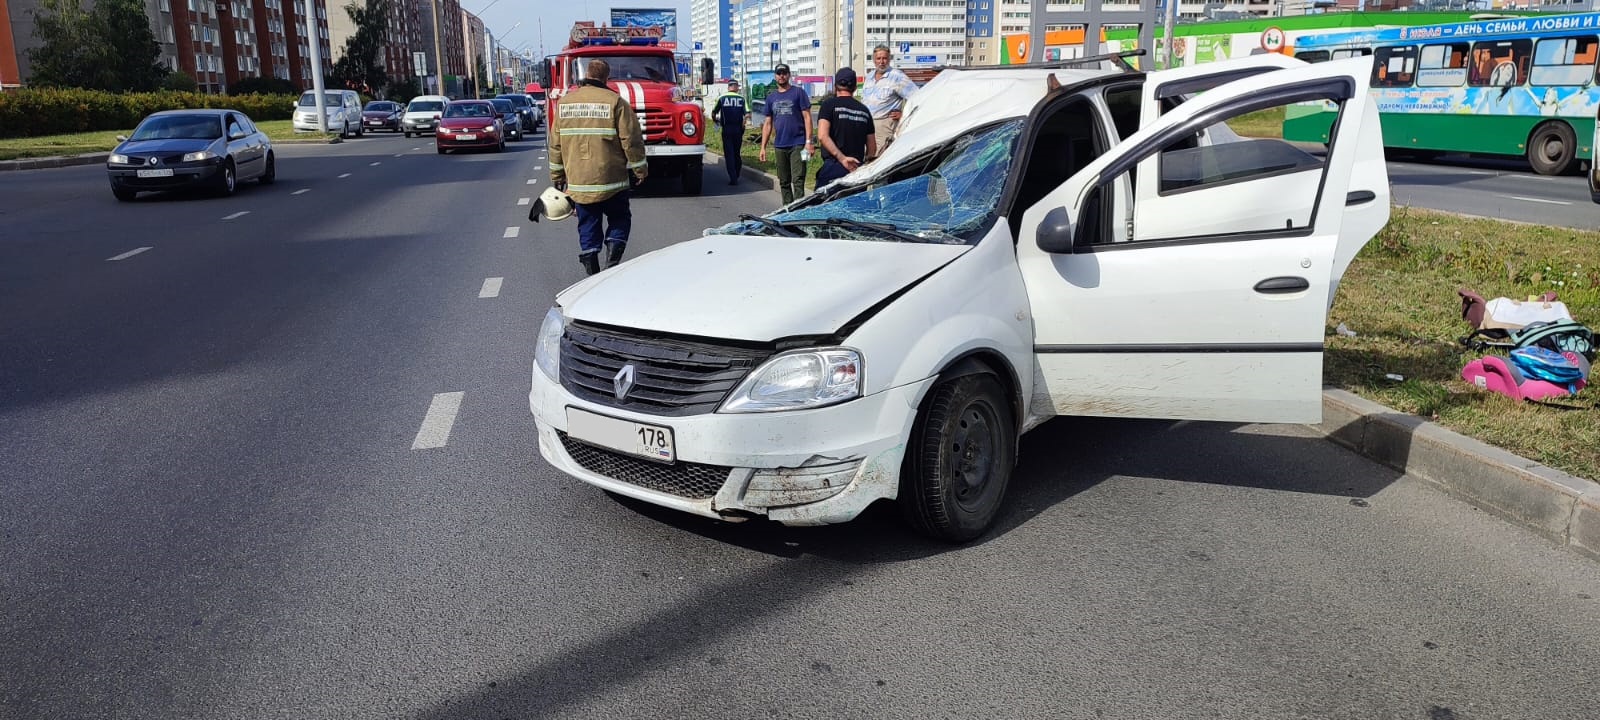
[547,23,707,195]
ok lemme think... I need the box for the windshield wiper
[736,213,801,237]
[792,217,926,243]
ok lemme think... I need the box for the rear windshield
[530,92,546,102]
[498,95,530,107]
[299,92,345,106]
[365,101,398,111]
[491,99,515,113]
[407,100,445,112]
[130,115,224,141]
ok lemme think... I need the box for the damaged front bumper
[529,370,933,526]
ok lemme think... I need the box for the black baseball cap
[774,63,791,74]
[834,67,857,89]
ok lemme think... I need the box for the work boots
[605,243,626,268]
[579,251,600,276]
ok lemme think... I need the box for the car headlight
[721,349,860,413]
[484,125,498,132]
[535,307,565,382]
[182,150,216,162]
[682,121,697,137]
[109,153,130,164]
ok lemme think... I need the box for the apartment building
[461,9,483,92]
[414,0,463,94]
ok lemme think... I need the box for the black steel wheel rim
[949,398,999,510]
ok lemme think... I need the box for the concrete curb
[705,150,779,192]
[1312,389,1600,560]
[0,136,341,172]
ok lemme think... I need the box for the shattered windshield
[712,119,1025,244]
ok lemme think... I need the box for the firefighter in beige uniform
[549,59,648,276]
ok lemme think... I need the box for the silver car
[293,89,364,137]
[106,109,274,201]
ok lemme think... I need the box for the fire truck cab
[547,23,708,195]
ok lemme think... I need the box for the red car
[435,100,505,154]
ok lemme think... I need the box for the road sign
[899,41,911,53]
[770,42,779,52]
[694,41,703,50]
[732,42,742,51]
[413,51,427,76]
[1260,26,1286,52]
[812,39,820,48]
[916,55,936,63]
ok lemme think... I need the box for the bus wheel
[1527,122,1577,176]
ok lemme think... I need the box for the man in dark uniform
[711,79,747,185]
[815,67,875,188]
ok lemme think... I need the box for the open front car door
[1016,56,1389,424]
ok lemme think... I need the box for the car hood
[116,138,216,154]
[439,117,494,128]
[558,234,971,341]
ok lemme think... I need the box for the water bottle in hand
[801,148,811,162]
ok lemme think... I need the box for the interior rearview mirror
[1035,206,1075,253]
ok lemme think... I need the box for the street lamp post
[430,0,445,95]
[303,0,327,132]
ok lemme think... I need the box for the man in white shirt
[860,44,919,159]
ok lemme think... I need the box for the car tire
[682,158,703,195]
[258,151,275,184]
[1527,121,1577,176]
[214,159,237,197]
[356,123,364,137]
[405,131,413,138]
[437,146,448,155]
[112,186,138,202]
[496,139,505,153]
[899,372,1016,542]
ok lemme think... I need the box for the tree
[330,0,389,94]
[162,70,197,92]
[386,77,419,104]
[28,0,165,91]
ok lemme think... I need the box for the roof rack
[936,49,1146,74]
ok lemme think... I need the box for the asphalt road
[1386,153,1597,230]
[4,134,1600,720]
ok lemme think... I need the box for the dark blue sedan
[106,109,274,201]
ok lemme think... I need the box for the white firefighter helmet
[531,186,574,222]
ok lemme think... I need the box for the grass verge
[0,120,337,161]
[707,124,824,194]
[1327,206,1599,479]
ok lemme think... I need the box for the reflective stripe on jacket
[549,82,647,204]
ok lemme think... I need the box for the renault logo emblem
[613,364,636,400]
[147,156,159,166]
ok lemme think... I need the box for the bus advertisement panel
[1288,12,1600,175]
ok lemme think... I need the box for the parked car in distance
[403,95,450,137]
[107,109,274,201]
[490,98,524,140]
[527,54,1391,541]
[528,90,547,117]
[435,100,505,154]
[293,89,363,137]
[362,100,403,132]
[496,93,539,132]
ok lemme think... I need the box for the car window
[408,100,445,113]
[444,103,492,118]
[299,92,347,106]
[492,99,515,113]
[130,115,224,141]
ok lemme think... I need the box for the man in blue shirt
[757,63,814,205]
[711,79,747,185]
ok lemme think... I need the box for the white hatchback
[402,95,450,137]
[529,54,1391,541]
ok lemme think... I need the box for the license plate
[136,169,173,178]
[567,407,675,463]
[367,120,382,124]
[456,133,476,141]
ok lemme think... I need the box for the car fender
[840,223,1037,424]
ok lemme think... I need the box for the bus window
[1295,50,1330,64]
[1469,39,1532,87]
[1332,48,1371,59]
[1373,46,1417,87]
[1417,42,1469,87]
[1531,36,1599,87]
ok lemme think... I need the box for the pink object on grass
[1460,355,1586,402]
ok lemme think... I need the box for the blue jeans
[575,191,631,255]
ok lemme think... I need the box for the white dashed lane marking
[503,227,521,238]
[292,188,310,195]
[526,178,537,185]
[1509,195,1571,205]
[338,173,352,178]
[369,161,381,166]
[222,211,250,220]
[517,197,531,205]
[479,277,503,298]
[394,153,403,157]
[411,392,464,450]
[106,247,152,261]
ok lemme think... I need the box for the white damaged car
[529,53,1390,541]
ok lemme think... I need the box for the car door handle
[1346,190,1376,205]
[1254,276,1310,294]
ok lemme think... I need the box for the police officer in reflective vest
[711,79,747,185]
[549,59,648,275]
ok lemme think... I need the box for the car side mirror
[230,129,246,140]
[700,58,715,85]
[1035,206,1075,254]
[116,135,128,142]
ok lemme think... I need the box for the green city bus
[1286,12,1600,175]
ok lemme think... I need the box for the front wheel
[214,160,237,197]
[1527,121,1577,176]
[258,152,275,184]
[899,373,1016,542]
[405,131,413,138]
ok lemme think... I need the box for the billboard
[610,8,679,50]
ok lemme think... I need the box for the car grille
[636,109,672,141]
[558,431,731,499]
[560,322,770,417]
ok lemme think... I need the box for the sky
[468,0,696,62]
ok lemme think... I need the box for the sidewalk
[704,149,1600,562]
[0,137,341,172]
